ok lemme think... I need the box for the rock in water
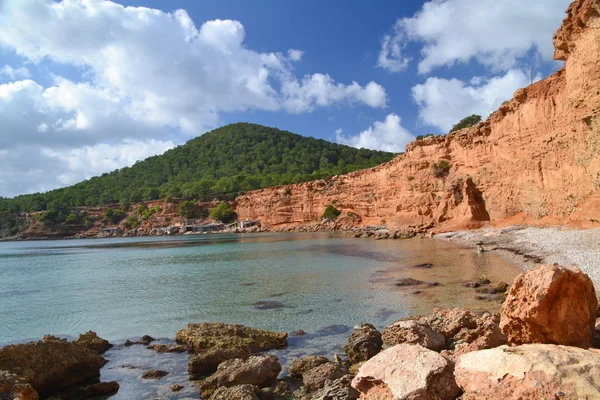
[343,323,383,365]
[455,344,600,399]
[175,323,287,353]
[351,344,460,400]
[382,320,445,351]
[188,348,251,379]
[75,331,113,354]
[141,369,169,379]
[198,355,281,398]
[0,339,108,398]
[500,264,598,347]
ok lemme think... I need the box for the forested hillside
[0,123,396,214]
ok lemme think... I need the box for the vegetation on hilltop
[449,114,482,133]
[0,123,396,221]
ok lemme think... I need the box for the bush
[103,208,126,225]
[179,200,203,219]
[322,204,341,220]
[65,213,79,224]
[408,175,415,181]
[284,187,292,196]
[449,114,481,133]
[432,160,451,178]
[210,202,236,223]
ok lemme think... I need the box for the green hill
[0,123,396,215]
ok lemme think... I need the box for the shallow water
[0,232,520,398]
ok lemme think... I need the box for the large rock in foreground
[343,323,383,365]
[0,371,38,400]
[198,355,281,398]
[0,339,108,398]
[500,264,597,347]
[455,344,600,399]
[176,323,287,353]
[351,344,460,400]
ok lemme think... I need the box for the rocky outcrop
[351,344,460,400]
[455,344,600,399]
[75,331,112,354]
[176,323,287,353]
[235,0,600,232]
[382,320,445,351]
[288,356,330,379]
[198,355,281,399]
[500,264,598,347]
[0,339,112,398]
[210,384,260,400]
[302,362,346,392]
[189,348,251,379]
[343,323,383,365]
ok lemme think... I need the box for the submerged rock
[455,344,600,399]
[75,331,112,354]
[343,323,382,365]
[500,264,598,347]
[351,344,459,400]
[395,278,424,287]
[198,355,281,398]
[176,323,288,353]
[253,300,286,310]
[0,339,109,398]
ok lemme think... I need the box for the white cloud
[412,69,533,132]
[379,0,571,74]
[336,113,414,152]
[0,65,30,80]
[288,49,304,61]
[335,128,343,134]
[0,0,388,197]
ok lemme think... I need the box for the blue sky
[0,0,570,197]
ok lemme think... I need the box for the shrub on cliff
[210,202,236,223]
[322,204,341,220]
[432,160,451,178]
[449,114,482,133]
[179,200,205,219]
[103,208,126,225]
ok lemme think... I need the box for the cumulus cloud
[412,69,534,132]
[0,0,387,197]
[335,128,343,134]
[287,49,304,61]
[336,113,414,152]
[379,0,570,74]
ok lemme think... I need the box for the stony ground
[437,226,600,287]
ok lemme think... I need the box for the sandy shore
[437,226,600,286]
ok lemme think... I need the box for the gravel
[436,226,600,287]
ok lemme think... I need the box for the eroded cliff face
[236,0,600,232]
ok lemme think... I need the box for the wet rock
[146,344,188,353]
[198,355,281,399]
[490,282,509,294]
[125,334,155,346]
[58,381,120,399]
[475,287,490,294]
[395,278,423,287]
[456,344,600,399]
[171,384,184,392]
[427,282,440,287]
[290,330,307,336]
[382,320,445,351]
[303,362,346,392]
[351,344,459,400]
[253,301,285,310]
[141,369,169,379]
[289,356,330,379]
[477,277,491,285]
[188,348,251,379]
[259,380,291,400]
[500,264,598,347]
[411,263,433,269]
[75,331,112,354]
[0,371,38,400]
[210,384,260,400]
[464,281,481,288]
[412,290,422,295]
[176,323,288,353]
[0,339,108,398]
[343,323,383,365]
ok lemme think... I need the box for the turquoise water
[0,233,519,346]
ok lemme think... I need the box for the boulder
[75,331,112,354]
[316,374,360,400]
[418,308,479,340]
[0,371,38,400]
[351,344,459,400]
[259,380,291,400]
[198,355,281,398]
[171,384,184,392]
[343,323,383,365]
[455,344,600,399]
[0,339,108,398]
[188,348,251,379]
[382,320,445,351]
[141,369,169,379]
[210,384,260,400]
[176,323,287,353]
[500,264,598,347]
[288,356,330,379]
[302,362,346,392]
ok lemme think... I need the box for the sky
[0,0,571,198]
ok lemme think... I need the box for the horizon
[0,0,570,197]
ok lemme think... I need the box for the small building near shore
[185,223,224,233]
[100,227,121,235]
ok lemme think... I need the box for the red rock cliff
[236,0,600,231]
